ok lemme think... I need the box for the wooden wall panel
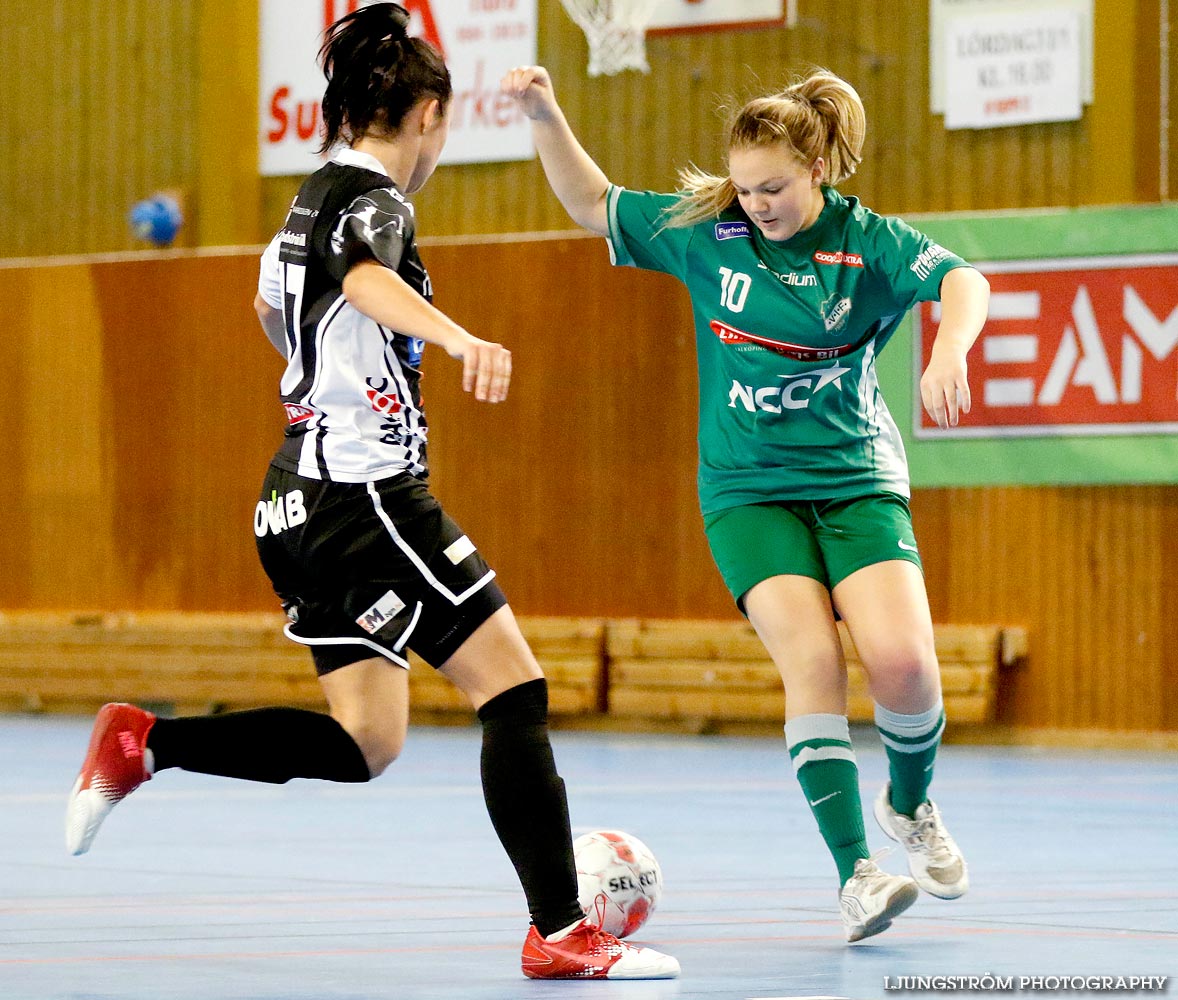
[4,1,1172,256]
[4,241,1178,735]
[0,1,198,257]
[913,487,1177,732]
[1,251,282,612]
[1169,0,1178,201]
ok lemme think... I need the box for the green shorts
[702,493,922,611]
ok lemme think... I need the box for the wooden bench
[0,612,605,719]
[0,612,1023,732]
[0,612,324,716]
[606,619,1027,733]
[405,617,605,722]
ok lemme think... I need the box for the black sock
[478,678,584,937]
[146,707,371,784]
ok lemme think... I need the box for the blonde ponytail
[663,69,866,229]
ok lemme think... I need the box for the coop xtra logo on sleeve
[260,0,537,176]
[914,253,1178,438]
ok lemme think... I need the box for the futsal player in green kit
[502,65,990,942]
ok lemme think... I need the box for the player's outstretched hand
[448,332,512,403]
[501,65,559,121]
[920,347,970,428]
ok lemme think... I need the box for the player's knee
[359,734,403,777]
[865,647,938,696]
[337,722,404,778]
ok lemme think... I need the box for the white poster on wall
[943,7,1083,129]
[259,0,536,177]
[930,0,1092,115]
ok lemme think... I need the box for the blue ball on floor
[129,195,183,247]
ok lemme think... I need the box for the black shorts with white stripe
[254,464,507,675]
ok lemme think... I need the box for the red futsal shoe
[65,703,156,855]
[521,920,680,980]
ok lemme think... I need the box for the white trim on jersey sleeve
[258,233,284,308]
[605,185,634,268]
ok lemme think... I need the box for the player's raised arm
[501,66,610,236]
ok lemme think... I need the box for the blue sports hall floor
[2,715,1175,1000]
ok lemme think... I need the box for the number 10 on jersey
[719,267,752,313]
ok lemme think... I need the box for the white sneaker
[874,784,969,899]
[839,854,919,942]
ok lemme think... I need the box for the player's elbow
[254,292,278,323]
[341,260,383,314]
[570,190,610,237]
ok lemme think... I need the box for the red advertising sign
[915,254,1178,437]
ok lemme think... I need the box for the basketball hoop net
[558,0,661,77]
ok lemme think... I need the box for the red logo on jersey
[283,403,315,424]
[710,319,852,361]
[367,388,402,416]
[814,250,864,268]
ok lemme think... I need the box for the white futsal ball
[573,829,663,938]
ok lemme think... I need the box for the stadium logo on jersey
[253,489,307,538]
[814,250,864,267]
[728,365,851,413]
[910,243,951,280]
[756,260,818,287]
[356,589,406,635]
[822,294,853,333]
[365,377,402,415]
[715,221,752,241]
[283,402,315,424]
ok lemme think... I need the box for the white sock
[544,917,585,941]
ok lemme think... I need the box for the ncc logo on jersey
[728,364,851,413]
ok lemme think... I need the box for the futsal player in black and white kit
[64,3,677,980]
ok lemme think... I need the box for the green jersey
[605,185,970,514]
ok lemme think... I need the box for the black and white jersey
[258,148,430,482]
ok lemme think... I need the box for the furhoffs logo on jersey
[715,221,752,241]
[283,402,315,424]
[365,377,401,415]
[814,250,864,268]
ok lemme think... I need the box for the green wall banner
[878,203,1178,486]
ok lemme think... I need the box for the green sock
[875,701,945,817]
[785,713,869,886]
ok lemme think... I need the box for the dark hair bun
[318,0,451,153]
[383,3,410,40]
